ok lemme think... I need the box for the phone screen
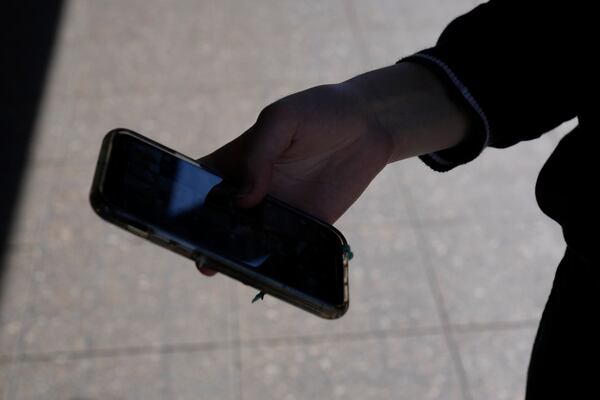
[101,133,345,305]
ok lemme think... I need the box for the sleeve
[401,0,586,172]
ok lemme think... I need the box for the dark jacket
[405,0,598,265]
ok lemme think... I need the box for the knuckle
[258,100,290,124]
[257,104,275,123]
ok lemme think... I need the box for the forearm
[344,62,472,163]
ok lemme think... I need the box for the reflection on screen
[167,162,222,215]
[103,134,343,303]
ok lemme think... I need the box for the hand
[204,83,393,220]
[197,63,470,275]
[196,83,393,275]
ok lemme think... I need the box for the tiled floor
[1,1,573,399]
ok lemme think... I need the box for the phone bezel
[90,128,350,319]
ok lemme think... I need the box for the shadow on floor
[0,0,64,301]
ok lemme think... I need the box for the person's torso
[536,110,598,265]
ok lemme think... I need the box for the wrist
[345,62,472,163]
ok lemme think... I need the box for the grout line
[0,341,225,364]
[159,259,175,400]
[240,325,445,348]
[451,319,539,334]
[401,184,473,400]
[0,319,538,366]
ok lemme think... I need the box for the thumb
[236,106,296,208]
[235,159,273,208]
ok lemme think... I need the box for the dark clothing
[405,0,597,264]
[402,1,598,397]
[526,248,600,399]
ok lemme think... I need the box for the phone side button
[127,224,149,238]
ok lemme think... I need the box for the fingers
[197,132,249,181]
[198,266,218,277]
[199,103,297,208]
[195,104,297,277]
[235,155,272,208]
[195,255,218,276]
[237,105,297,207]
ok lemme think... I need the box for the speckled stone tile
[214,0,364,85]
[56,0,226,97]
[32,161,141,250]
[335,164,413,230]
[240,334,462,400]
[7,166,56,247]
[20,229,234,355]
[32,89,233,166]
[10,353,165,400]
[0,360,18,400]
[33,81,314,167]
[0,248,35,358]
[352,0,483,69]
[164,347,237,400]
[237,224,441,340]
[421,219,564,326]
[456,328,538,400]
[51,0,362,100]
[6,347,235,400]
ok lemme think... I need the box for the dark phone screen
[102,133,344,305]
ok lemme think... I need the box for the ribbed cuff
[400,51,490,172]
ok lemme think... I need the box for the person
[197,1,597,398]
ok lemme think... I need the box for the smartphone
[90,128,350,319]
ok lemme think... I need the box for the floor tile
[0,361,18,400]
[335,164,413,230]
[31,161,141,250]
[10,353,164,400]
[352,0,482,69]
[32,83,292,166]
[0,248,35,358]
[8,347,236,400]
[164,347,236,400]
[456,328,537,400]
[216,0,362,85]
[20,233,233,354]
[7,166,56,247]
[240,334,462,400]
[421,219,564,326]
[58,0,226,97]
